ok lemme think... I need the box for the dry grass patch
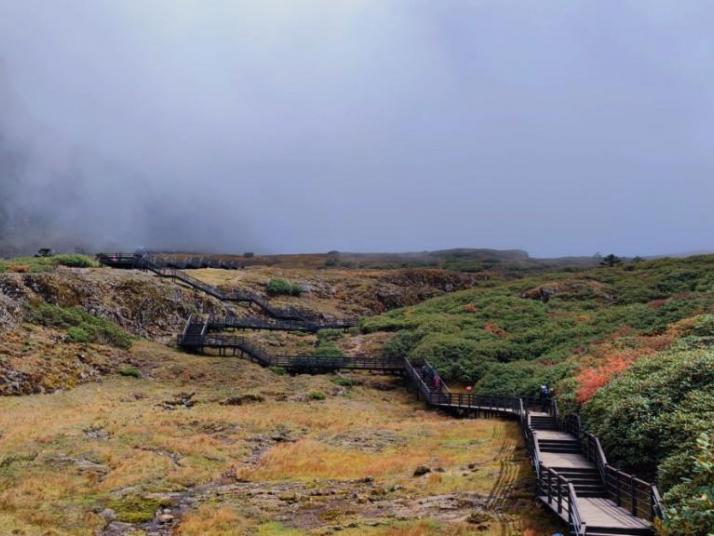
[0,341,559,534]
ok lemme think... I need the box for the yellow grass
[0,341,561,535]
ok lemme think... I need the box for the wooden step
[585,527,653,535]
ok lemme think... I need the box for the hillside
[0,258,563,535]
[0,253,712,534]
[360,255,714,534]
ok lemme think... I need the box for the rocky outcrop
[0,268,230,338]
[521,278,615,303]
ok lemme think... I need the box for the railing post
[557,475,562,513]
[547,470,552,503]
[615,471,621,506]
[630,475,637,515]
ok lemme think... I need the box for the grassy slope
[361,255,714,534]
[0,254,98,272]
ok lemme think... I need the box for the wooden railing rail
[567,483,587,536]
[538,464,570,516]
[577,429,662,522]
[207,315,356,333]
[181,315,193,339]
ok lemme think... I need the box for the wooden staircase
[532,411,660,535]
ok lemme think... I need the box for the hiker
[433,375,442,391]
[539,384,550,412]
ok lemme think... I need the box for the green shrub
[66,327,91,344]
[53,254,98,268]
[583,348,714,477]
[662,433,714,536]
[312,344,343,358]
[317,329,342,343]
[0,254,98,272]
[118,366,141,378]
[361,255,714,388]
[269,366,287,376]
[313,328,345,358]
[333,377,358,387]
[266,279,303,296]
[105,495,170,524]
[308,391,326,401]
[32,304,132,349]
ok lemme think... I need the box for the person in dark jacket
[539,384,550,412]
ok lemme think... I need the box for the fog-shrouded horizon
[1,1,713,258]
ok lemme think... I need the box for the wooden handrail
[568,483,587,536]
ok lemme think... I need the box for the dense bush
[266,278,303,296]
[118,366,141,378]
[582,348,714,476]
[32,304,132,349]
[661,433,714,535]
[52,254,98,268]
[313,329,344,358]
[581,346,714,534]
[361,255,714,390]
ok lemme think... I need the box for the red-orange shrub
[576,354,635,403]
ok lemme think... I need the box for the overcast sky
[1,1,712,257]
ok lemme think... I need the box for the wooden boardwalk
[101,253,663,535]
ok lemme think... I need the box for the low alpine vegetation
[266,278,304,296]
[0,254,98,273]
[363,255,714,531]
[31,304,133,349]
[313,328,344,358]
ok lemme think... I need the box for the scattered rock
[45,454,109,476]
[103,521,135,535]
[157,513,174,523]
[221,393,265,405]
[99,508,117,523]
[466,511,493,524]
[160,392,196,410]
[324,429,404,453]
[84,425,111,440]
[271,429,296,443]
[364,380,398,392]
[413,465,431,477]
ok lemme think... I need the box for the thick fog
[1,1,713,257]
